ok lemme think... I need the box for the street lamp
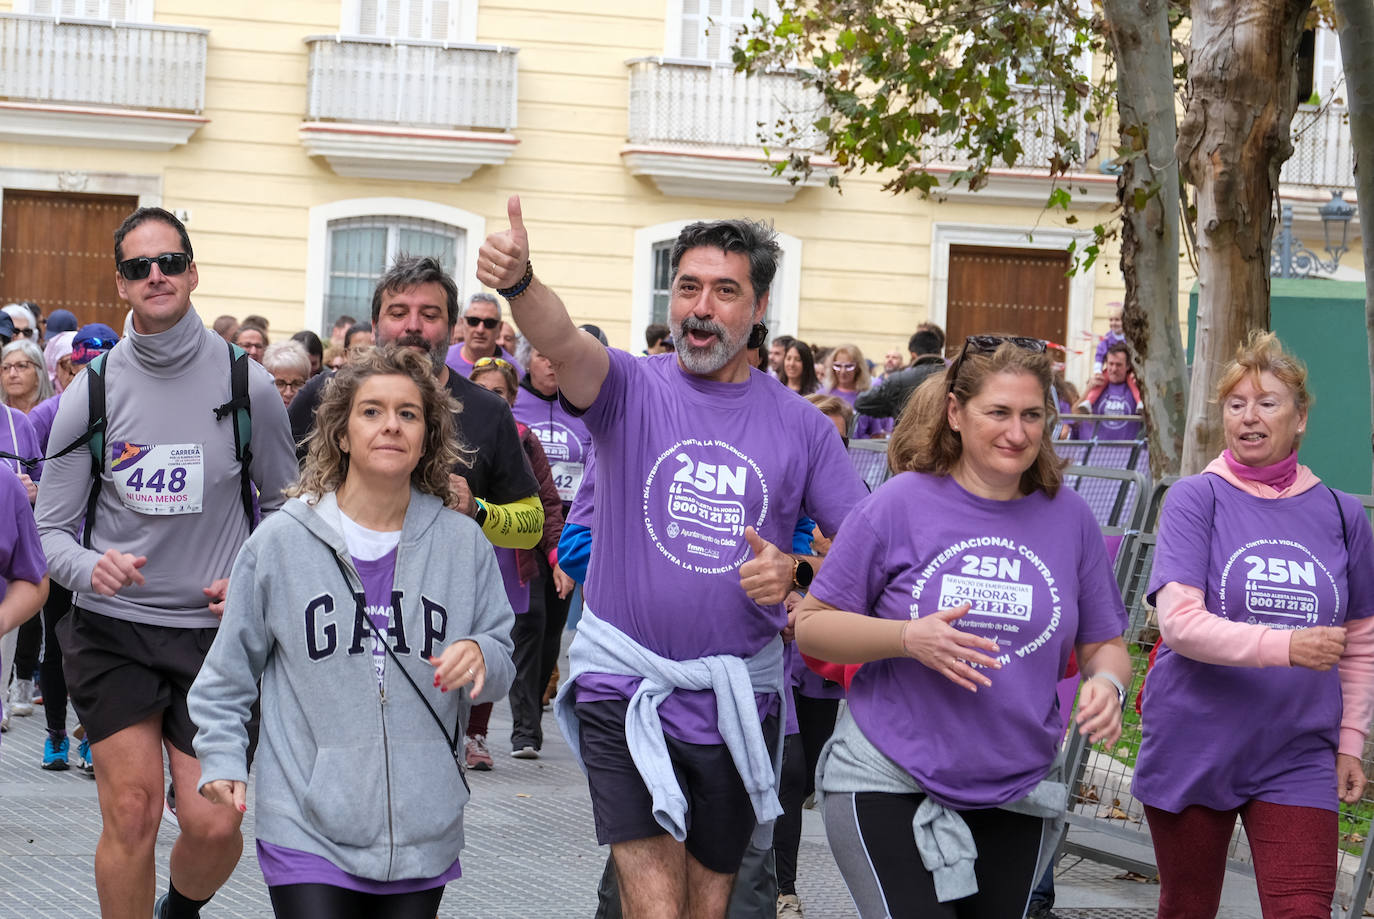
[1270,190,1357,278]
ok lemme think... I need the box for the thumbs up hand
[738,526,794,606]
[478,194,530,290]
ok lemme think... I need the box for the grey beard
[675,317,744,375]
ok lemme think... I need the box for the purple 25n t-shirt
[1134,475,1374,813]
[1086,382,1142,440]
[809,472,1127,809]
[571,350,866,743]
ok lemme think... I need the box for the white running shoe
[9,678,34,717]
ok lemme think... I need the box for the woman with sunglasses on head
[781,341,820,396]
[188,345,515,919]
[463,356,564,766]
[1133,332,1374,919]
[823,342,893,439]
[793,336,1131,918]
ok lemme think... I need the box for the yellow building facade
[0,0,1359,389]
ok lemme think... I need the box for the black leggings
[267,883,444,919]
[772,732,807,895]
[40,583,72,735]
[824,791,1044,919]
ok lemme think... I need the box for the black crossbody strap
[329,552,468,788]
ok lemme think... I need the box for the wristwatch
[791,557,814,591]
[1092,672,1127,707]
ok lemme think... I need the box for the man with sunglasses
[34,207,299,919]
[445,291,524,380]
[479,198,866,919]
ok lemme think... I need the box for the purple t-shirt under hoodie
[257,513,462,891]
[1134,474,1374,813]
[809,472,1127,809]
[572,350,865,743]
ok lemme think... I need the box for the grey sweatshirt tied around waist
[554,605,785,848]
[817,706,1067,903]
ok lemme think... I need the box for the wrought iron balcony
[300,35,519,184]
[0,12,208,149]
[622,58,833,204]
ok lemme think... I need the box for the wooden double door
[0,190,140,330]
[946,244,1070,351]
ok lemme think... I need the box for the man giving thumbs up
[480,202,866,919]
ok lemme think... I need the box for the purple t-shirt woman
[1135,475,1374,813]
[809,472,1127,809]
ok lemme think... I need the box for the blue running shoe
[77,735,93,774]
[42,734,70,771]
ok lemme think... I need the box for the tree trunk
[1331,0,1374,490]
[1177,0,1312,474]
[1101,0,1188,478]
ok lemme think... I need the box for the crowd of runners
[0,200,1371,919]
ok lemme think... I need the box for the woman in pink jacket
[1134,331,1374,917]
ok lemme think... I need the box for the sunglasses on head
[946,335,1047,394]
[117,252,191,281]
[473,356,512,369]
[464,316,500,330]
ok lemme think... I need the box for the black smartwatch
[791,557,815,591]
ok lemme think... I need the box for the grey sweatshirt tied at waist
[554,606,785,848]
[817,706,1067,903]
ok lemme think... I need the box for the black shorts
[59,606,256,758]
[575,698,778,875]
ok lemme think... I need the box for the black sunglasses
[117,252,191,281]
[464,316,499,330]
[946,335,1047,394]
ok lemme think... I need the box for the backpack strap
[1327,486,1351,556]
[212,341,255,531]
[81,353,110,549]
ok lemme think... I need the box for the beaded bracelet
[499,261,534,300]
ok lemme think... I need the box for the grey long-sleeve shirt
[35,305,299,628]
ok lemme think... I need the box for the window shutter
[1313,27,1344,103]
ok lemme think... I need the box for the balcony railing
[929,86,1095,174]
[625,58,824,151]
[304,36,518,131]
[0,13,207,112]
[1283,103,1355,190]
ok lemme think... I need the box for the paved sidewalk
[0,653,1262,918]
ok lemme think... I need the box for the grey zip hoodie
[189,490,515,882]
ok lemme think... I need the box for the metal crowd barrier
[845,438,892,492]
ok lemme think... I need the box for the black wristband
[498,261,534,300]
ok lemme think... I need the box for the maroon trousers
[1145,800,1337,919]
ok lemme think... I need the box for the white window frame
[306,198,485,336]
[663,0,777,62]
[340,0,477,44]
[630,219,801,354]
[14,0,152,19]
[929,222,1096,385]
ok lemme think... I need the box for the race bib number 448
[110,442,204,516]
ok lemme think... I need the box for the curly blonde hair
[289,345,470,502]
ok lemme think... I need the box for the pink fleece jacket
[1156,455,1374,756]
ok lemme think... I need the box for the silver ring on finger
[468,667,476,676]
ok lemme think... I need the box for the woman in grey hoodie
[189,346,515,919]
